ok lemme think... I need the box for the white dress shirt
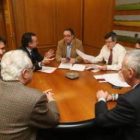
[90,43,126,70]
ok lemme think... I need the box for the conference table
[28,61,131,129]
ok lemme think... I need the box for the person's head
[21,32,38,50]
[121,50,140,86]
[63,28,75,44]
[135,39,140,49]
[104,32,117,49]
[1,50,33,85]
[0,36,6,61]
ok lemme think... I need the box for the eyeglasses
[105,41,114,44]
[63,34,72,38]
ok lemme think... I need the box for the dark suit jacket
[0,80,60,140]
[19,46,43,71]
[0,64,1,79]
[56,38,84,63]
[95,83,140,140]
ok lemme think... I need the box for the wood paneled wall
[1,0,115,56]
[0,1,7,40]
[83,0,115,55]
[10,0,83,55]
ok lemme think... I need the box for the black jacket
[19,46,43,71]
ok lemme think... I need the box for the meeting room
[0,0,140,140]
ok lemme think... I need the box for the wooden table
[28,62,131,128]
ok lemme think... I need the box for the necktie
[108,49,113,65]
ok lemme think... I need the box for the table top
[28,61,131,127]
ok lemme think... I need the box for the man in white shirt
[84,32,126,70]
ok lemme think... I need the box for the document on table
[76,49,95,60]
[38,66,57,73]
[102,73,130,87]
[94,75,107,83]
[70,64,86,71]
[85,64,101,72]
[58,63,72,69]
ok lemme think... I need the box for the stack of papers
[38,66,57,73]
[94,73,130,87]
[102,73,130,87]
[58,63,86,71]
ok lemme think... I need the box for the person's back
[0,50,59,140]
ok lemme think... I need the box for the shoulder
[114,43,126,51]
[58,39,65,45]
[17,84,45,103]
[74,38,82,44]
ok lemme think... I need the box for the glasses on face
[63,34,72,38]
[105,41,114,44]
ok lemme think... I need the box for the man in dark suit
[95,49,140,140]
[0,50,60,140]
[0,36,6,78]
[19,32,55,71]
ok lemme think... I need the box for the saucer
[65,72,79,79]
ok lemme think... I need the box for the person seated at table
[0,36,6,79]
[0,50,60,140]
[135,39,140,49]
[95,49,140,140]
[19,32,55,71]
[84,32,126,70]
[56,28,84,64]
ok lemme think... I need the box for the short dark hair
[0,36,6,45]
[104,32,117,42]
[64,28,75,36]
[136,39,140,45]
[21,32,36,47]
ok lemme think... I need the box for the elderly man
[56,28,84,63]
[0,50,60,140]
[84,32,126,70]
[95,50,140,140]
[0,36,6,78]
[19,32,55,71]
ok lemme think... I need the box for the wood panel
[11,0,56,50]
[0,1,7,41]
[24,0,56,48]
[83,0,115,55]
[56,0,83,41]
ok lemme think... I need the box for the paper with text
[38,66,57,73]
[76,49,95,60]
[70,64,86,71]
[58,63,72,69]
[103,73,130,87]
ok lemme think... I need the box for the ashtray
[65,72,79,79]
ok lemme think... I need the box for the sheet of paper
[103,73,130,87]
[85,64,101,72]
[70,64,86,71]
[38,66,57,73]
[76,49,95,60]
[58,63,72,69]
[93,75,107,83]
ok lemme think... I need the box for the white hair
[1,50,33,81]
[125,49,140,79]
